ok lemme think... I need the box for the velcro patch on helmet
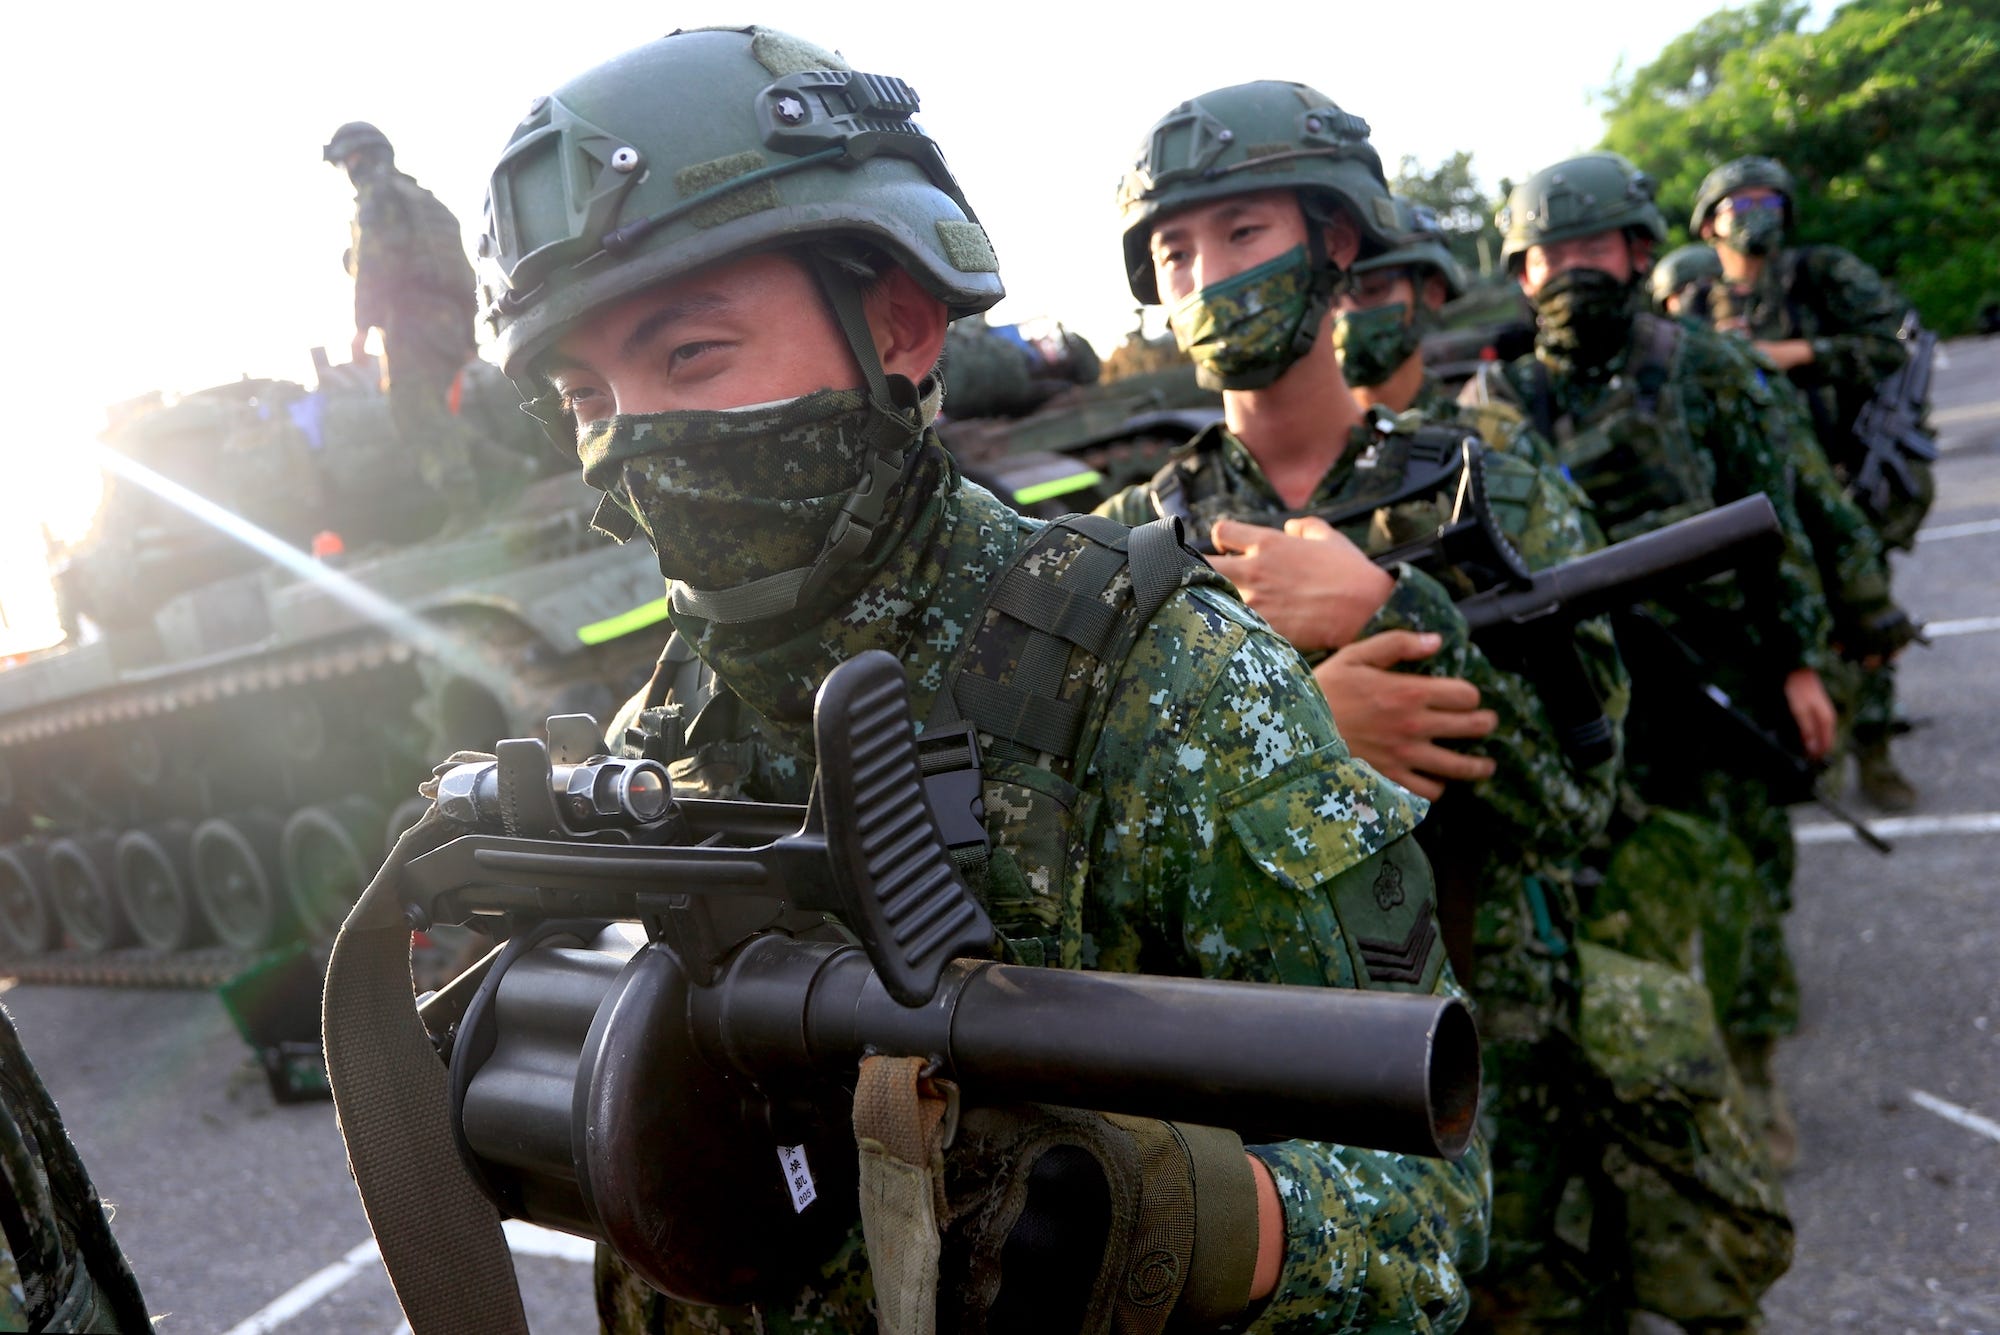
[936,221,999,274]
[1372,197,1399,230]
[676,152,780,228]
[750,28,852,77]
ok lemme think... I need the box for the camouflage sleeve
[1678,334,1835,673]
[1799,248,1908,392]
[1764,371,1896,639]
[1085,586,1491,1333]
[352,181,414,331]
[1090,482,1159,528]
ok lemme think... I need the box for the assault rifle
[1848,310,1940,519]
[1611,608,1894,855]
[389,651,1477,1308]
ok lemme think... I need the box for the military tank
[935,316,1223,516]
[0,355,668,987]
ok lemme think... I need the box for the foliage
[1392,152,1506,281]
[1599,0,2000,334]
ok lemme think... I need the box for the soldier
[1475,152,1841,1170]
[0,1007,153,1333]
[1650,242,1722,318]
[323,121,482,533]
[471,29,1487,1333]
[1691,155,1925,809]
[1094,86,1786,1332]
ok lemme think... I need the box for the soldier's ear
[1422,274,1448,312]
[863,266,950,385]
[1322,212,1361,271]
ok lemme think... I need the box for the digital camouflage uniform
[1099,408,1785,1329]
[0,1007,152,1333]
[1702,246,1920,782]
[342,153,480,513]
[598,443,1491,1334]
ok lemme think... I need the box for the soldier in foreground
[1476,153,1840,1176]
[0,1007,153,1333]
[1691,156,1926,810]
[470,28,1487,1333]
[324,121,482,533]
[1094,84,1782,1332]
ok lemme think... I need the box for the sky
[0,0,1828,653]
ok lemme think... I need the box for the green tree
[1600,0,2000,334]
[1392,152,1504,280]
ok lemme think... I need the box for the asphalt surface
[4,336,1998,1335]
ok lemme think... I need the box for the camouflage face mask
[1333,301,1424,388]
[576,388,878,590]
[1168,245,1337,391]
[1532,267,1638,368]
[1720,208,1785,259]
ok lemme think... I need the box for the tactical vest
[629,514,1226,970]
[1468,315,1713,545]
[1145,413,1540,586]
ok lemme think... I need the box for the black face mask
[1532,268,1638,369]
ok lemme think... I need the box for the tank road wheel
[114,821,209,953]
[384,796,434,859]
[190,813,292,952]
[280,798,386,940]
[46,835,131,954]
[0,843,56,956]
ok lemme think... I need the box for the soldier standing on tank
[1470,152,1842,1175]
[1093,87,1788,1332]
[324,121,483,534]
[1691,156,1925,810]
[470,29,1488,1335]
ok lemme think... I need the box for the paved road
[5,337,1998,1335]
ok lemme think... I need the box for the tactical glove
[937,1102,1263,1335]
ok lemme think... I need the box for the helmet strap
[667,251,926,625]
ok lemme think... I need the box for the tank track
[0,632,413,749]
[0,947,264,989]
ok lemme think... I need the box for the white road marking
[503,1218,599,1263]
[220,1238,381,1335]
[1925,615,2000,638]
[1910,1089,2000,1145]
[220,1223,591,1334]
[1796,812,2000,844]
[1921,516,2000,542]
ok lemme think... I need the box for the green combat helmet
[476,26,1005,621]
[1498,152,1667,271]
[1651,242,1723,310]
[1353,198,1468,298]
[478,25,1003,382]
[323,121,393,165]
[1691,156,1796,233]
[1115,80,1402,305]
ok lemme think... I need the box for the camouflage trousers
[0,1008,152,1333]
[382,304,478,503]
[596,1226,878,1335]
[1469,942,1793,1333]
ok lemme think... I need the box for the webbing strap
[1127,518,1199,624]
[987,567,1122,660]
[322,814,531,1335]
[952,672,1086,759]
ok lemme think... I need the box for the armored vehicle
[0,355,666,986]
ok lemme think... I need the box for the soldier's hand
[351,329,372,362]
[1313,631,1498,800]
[1754,338,1815,371]
[1207,516,1395,652]
[1784,667,1837,763]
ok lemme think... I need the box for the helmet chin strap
[667,251,927,626]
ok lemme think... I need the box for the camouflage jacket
[623,440,1491,1334]
[1097,412,1627,1033]
[347,167,475,333]
[1474,316,1834,684]
[1705,245,1907,465]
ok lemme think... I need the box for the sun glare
[0,444,106,658]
